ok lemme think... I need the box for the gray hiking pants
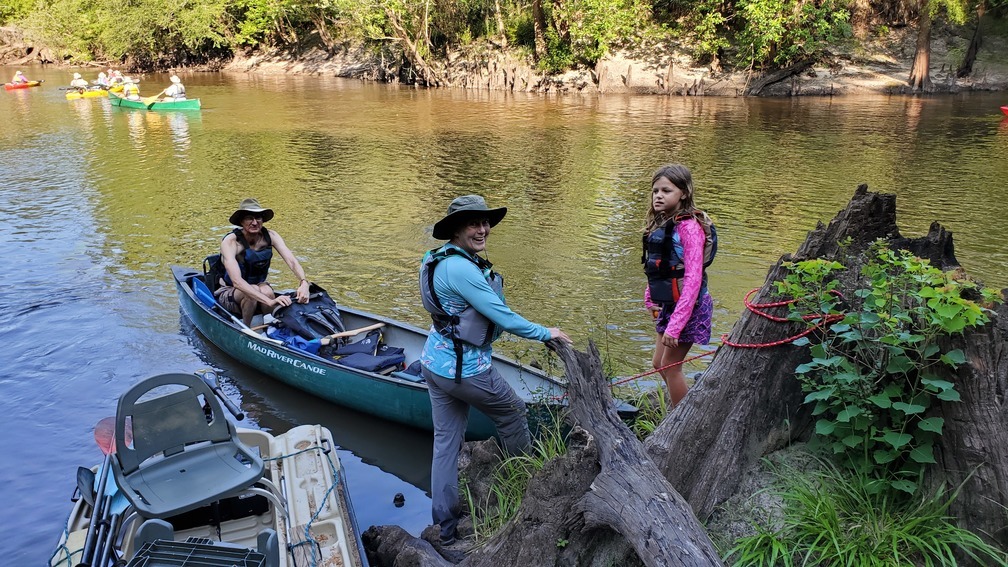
[424,365,531,541]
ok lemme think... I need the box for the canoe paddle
[197,369,245,420]
[190,276,285,346]
[143,89,166,109]
[79,416,130,566]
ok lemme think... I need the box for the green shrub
[777,241,1001,496]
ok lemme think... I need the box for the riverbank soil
[4,19,1007,95]
[226,23,1008,96]
[362,188,1008,565]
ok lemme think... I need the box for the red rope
[611,288,844,387]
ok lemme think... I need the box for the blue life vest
[642,212,717,305]
[222,228,273,286]
[419,246,504,381]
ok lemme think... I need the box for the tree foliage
[2,0,1003,75]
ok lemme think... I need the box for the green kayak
[110,92,201,110]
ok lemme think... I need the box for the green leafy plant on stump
[776,241,1001,496]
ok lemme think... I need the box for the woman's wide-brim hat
[432,195,507,240]
[170,75,181,84]
[229,198,275,226]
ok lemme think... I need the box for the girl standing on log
[642,164,715,405]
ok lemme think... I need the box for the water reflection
[3,65,1008,565]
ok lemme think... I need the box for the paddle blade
[192,277,216,308]
[94,416,132,454]
[77,466,97,508]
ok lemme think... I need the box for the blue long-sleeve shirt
[420,244,550,379]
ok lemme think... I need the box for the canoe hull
[4,80,43,90]
[110,92,201,110]
[51,422,366,567]
[172,265,582,440]
[66,89,110,100]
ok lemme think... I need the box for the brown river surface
[2,65,1007,563]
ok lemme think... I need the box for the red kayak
[4,80,43,90]
[1002,105,1008,116]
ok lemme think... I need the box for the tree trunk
[956,1,985,78]
[532,0,548,62]
[931,297,1008,547]
[909,0,933,92]
[494,0,508,47]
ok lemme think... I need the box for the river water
[3,65,1006,564]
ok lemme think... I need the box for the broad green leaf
[921,376,954,393]
[892,401,926,415]
[937,389,962,402]
[810,343,827,359]
[910,445,937,464]
[917,417,944,434]
[842,434,862,448]
[873,449,898,464]
[922,344,940,358]
[836,406,863,422]
[886,355,914,374]
[941,349,967,366]
[804,388,834,403]
[815,419,836,435]
[830,323,851,332]
[792,336,810,346]
[795,362,817,374]
[891,479,918,494]
[882,431,912,448]
[867,393,892,408]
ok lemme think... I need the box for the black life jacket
[419,246,504,382]
[642,212,717,305]
[223,228,272,286]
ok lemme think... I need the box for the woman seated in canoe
[163,75,186,100]
[215,198,311,326]
[122,77,141,101]
[70,72,89,92]
[11,70,29,84]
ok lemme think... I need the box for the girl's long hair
[644,164,710,232]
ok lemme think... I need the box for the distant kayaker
[93,72,109,88]
[122,77,140,101]
[11,70,29,84]
[215,198,310,327]
[70,72,89,92]
[418,194,572,547]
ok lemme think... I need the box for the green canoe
[173,265,636,440]
[110,92,201,110]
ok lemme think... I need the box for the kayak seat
[111,373,266,520]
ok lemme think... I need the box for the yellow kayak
[66,89,110,100]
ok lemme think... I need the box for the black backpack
[273,284,346,341]
[203,254,225,294]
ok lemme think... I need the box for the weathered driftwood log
[745,57,816,96]
[550,340,724,566]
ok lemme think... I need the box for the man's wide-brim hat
[230,198,275,226]
[432,195,507,240]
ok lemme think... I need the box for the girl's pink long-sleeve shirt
[644,217,706,339]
